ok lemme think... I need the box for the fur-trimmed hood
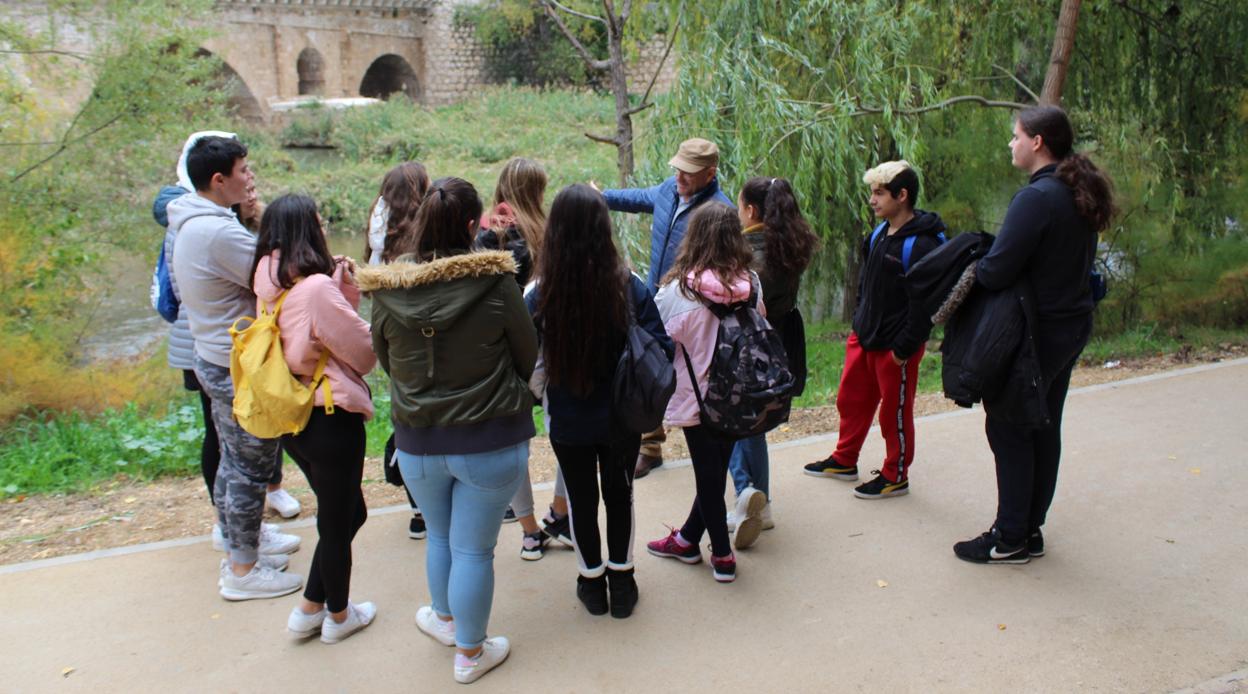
[355,250,516,291]
[358,250,518,331]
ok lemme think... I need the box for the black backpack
[613,300,676,434]
[681,288,795,438]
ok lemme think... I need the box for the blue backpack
[150,239,179,323]
[869,221,946,274]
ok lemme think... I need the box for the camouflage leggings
[194,356,280,565]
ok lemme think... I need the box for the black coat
[908,232,1049,428]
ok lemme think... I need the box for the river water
[76,229,365,364]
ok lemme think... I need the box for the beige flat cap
[668,138,719,173]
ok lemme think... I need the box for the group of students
[154,103,1113,684]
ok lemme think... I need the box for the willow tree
[642,0,1026,320]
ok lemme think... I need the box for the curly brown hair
[661,202,754,301]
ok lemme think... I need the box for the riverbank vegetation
[1,1,1245,498]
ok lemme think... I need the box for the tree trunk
[606,20,634,186]
[1041,0,1082,105]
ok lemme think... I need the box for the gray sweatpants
[194,356,280,565]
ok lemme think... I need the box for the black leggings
[988,315,1093,544]
[186,370,280,503]
[552,430,641,574]
[679,425,736,558]
[281,408,368,613]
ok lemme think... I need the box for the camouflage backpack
[680,287,795,438]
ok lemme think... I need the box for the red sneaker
[646,528,702,564]
[710,553,737,583]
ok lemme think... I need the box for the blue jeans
[728,434,769,500]
[397,441,528,649]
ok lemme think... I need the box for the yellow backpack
[229,290,334,439]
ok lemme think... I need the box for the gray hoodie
[167,193,257,368]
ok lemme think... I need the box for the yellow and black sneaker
[803,456,859,481]
[853,470,909,499]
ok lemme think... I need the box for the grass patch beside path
[3,321,1245,499]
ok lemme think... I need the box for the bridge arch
[359,54,422,102]
[196,48,265,122]
[296,47,326,96]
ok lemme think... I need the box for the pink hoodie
[253,253,377,419]
[654,269,766,427]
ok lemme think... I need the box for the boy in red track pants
[805,161,946,498]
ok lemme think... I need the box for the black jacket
[976,165,1097,321]
[852,210,947,359]
[526,272,673,446]
[909,232,1049,428]
[476,226,532,287]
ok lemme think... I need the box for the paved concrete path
[3,361,1247,693]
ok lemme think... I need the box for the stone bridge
[4,0,676,124]
[200,0,482,121]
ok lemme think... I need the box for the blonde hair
[862,160,913,187]
[493,158,547,261]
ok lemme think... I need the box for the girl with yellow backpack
[247,194,379,643]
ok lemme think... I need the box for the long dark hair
[1017,105,1117,232]
[365,161,431,262]
[536,184,628,396]
[662,202,754,301]
[739,176,819,276]
[251,194,334,290]
[391,177,482,261]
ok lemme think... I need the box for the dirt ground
[2,346,1242,566]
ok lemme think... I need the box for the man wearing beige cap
[602,137,734,478]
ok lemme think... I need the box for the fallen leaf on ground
[124,497,137,503]
[998,624,1007,631]
[211,613,221,620]
[61,667,75,677]
[1168,455,1177,460]
[1189,468,1201,475]
[876,580,888,588]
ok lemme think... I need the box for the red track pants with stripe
[831,332,924,482]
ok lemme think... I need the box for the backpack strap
[900,232,948,274]
[680,347,707,414]
[869,221,888,252]
[310,348,334,415]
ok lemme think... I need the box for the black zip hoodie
[851,209,947,358]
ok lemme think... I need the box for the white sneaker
[287,606,327,638]
[219,565,303,601]
[259,525,302,555]
[266,488,302,518]
[416,605,456,647]
[454,636,510,684]
[211,522,286,552]
[760,502,775,530]
[321,602,377,644]
[217,555,290,587]
[732,486,767,550]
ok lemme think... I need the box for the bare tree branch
[546,0,606,25]
[636,7,681,110]
[584,131,619,145]
[766,94,1027,158]
[10,112,126,184]
[851,94,1028,116]
[992,63,1040,102]
[0,48,92,61]
[541,0,611,71]
[623,101,655,117]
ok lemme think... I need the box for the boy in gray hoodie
[167,136,303,601]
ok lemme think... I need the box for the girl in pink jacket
[645,203,764,583]
[249,194,378,644]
